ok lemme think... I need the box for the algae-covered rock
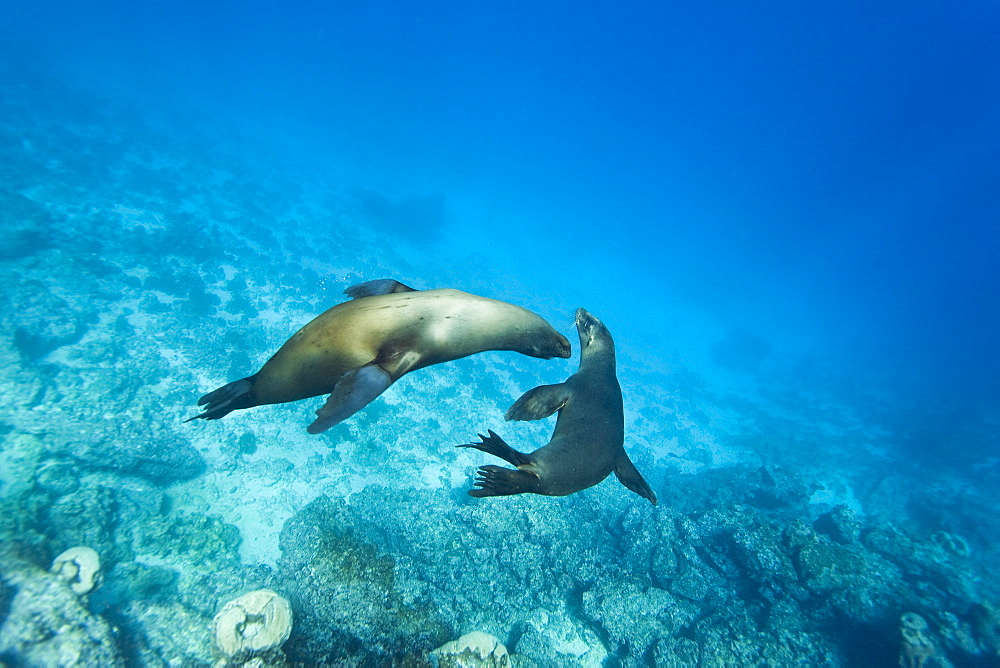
[972,601,1000,658]
[276,495,452,665]
[128,512,242,570]
[581,578,694,658]
[794,537,905,622]
[47,425,206,482]
[4,279,86,360]
[116,599,215,666]
[46,485,118,561]
[513,609,607,667]
[0,189,53,260]
[213,588,292,658]
[432,631,510,668]
[34,459,81,497]
[0,557,122,666]
[813,504,862,544]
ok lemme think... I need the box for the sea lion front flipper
[505,383,571,421]
[468,465,540,498]
[307,364,392,433]
[457,429,532,467]
[614,454,658,506]
[343,279,417,299]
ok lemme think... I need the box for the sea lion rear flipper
[343,279,417,299]
[505,383,571,421]
[307,364,392,433]
[468,465,540,498]
[184,378,255,422]
[614,454,658,505]
[457,429,531,466]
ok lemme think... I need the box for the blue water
[1,2,998,665]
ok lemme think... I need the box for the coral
[935,611,979,656]
[213,589,292,659]
[431,631,510,668]
[972,601,1000,658]
[931,531,970,558]
[863,523,979,605]
[899,612,952,668]
[51,546,102,595]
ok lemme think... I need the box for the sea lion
[458,308,657,505]
[186,279,571,433]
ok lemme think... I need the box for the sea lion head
[521,328,572,359]
[575,308,614,359]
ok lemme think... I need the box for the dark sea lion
[458,308,657,505]
[186,279,571,433]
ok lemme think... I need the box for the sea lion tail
[614,454,658,505]
[468,465,540,498]
[456,430,531,467]
[184,378,255,422]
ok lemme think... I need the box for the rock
[213,589,292,658]
[0,189,53,260]
[813,504,862,544]
[5,279,86,360]
[50,427,206,483]
[34,460,80,496]
[512,610,607,667]
[116,599,215,666]
[0,558,123,666]
[581,578,694,658]
[45,485,118,562]
[432,631,510,668]
[276,495,452,665]
[51,546,102,595]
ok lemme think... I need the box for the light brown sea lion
[458,308,657,504]
[186,279,571,433]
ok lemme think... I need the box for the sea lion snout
[542,333,572,359]
[520,327,570,359]
[575,308,609,350]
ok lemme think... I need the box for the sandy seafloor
[1,69,998,667]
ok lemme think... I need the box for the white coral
[212,589,292,658]
[50,547,101,595]
[432,631,510,668]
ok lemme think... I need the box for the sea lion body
[187,280,571,433]
[460,308,657,505]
